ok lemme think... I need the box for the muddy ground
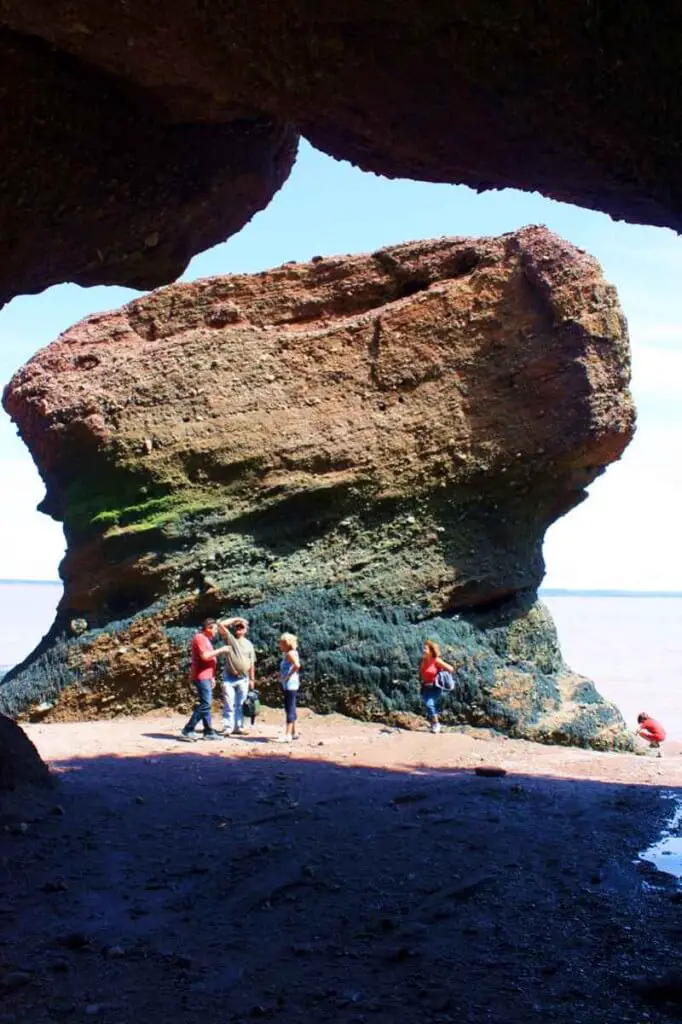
[2,709,682,1023]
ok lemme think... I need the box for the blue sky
[1,141,681,588]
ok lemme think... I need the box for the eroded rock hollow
[2,227,635,748]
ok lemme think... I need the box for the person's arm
[200,645,230,660]
[196,635,230,661]
[218,617,246,638]
[248,644,256,688]
[282,650,300,681]
[435,657,455,673]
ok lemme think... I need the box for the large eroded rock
[1,227,635,748]
[0,4,681,301]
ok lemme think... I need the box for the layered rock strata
[1,4,682,301]
[2,227,635,748]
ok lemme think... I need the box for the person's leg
[432,688,441,733]
[222,681,236,734]
[197,679,215,735]
[423,686,441,733]
[290,691,298,739]
[280,691,295,741]
[234,679,248,733]
[181,682,204,738]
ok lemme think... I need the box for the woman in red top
[420,640,455,734]
[636,712,666,755]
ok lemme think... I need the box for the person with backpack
[419,639,455,734]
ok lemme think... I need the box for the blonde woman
[277,633,301,742]
[419,639,454,734]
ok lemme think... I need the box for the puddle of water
[639,792,682,885]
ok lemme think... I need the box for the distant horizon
[0,578,62,585]
[1,579,682,598]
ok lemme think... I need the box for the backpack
[435,670,456,692]
[242,689,261,725]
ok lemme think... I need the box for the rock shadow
[1,749,680,1023]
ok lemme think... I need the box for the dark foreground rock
[2,227,634,748]
[0,713,50,790]
[1,4,682,302]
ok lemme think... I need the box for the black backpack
[242,689,261,725]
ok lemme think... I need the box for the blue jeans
[184,680,214,734]
[222,677,249,732]
[422,685,441,721]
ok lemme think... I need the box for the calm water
[0,580,62,676]
[545,595,682,740]
[0,583,680,738]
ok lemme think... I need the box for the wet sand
[2,710,682,1023]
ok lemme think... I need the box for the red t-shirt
[640,717,666,741]
[191,631,217,682]
[420,657,439,686]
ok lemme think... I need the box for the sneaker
[275,735,292,743]
[179,731,198,742]
[202,732,222,741]
[430,722,441,735]
[233,727,245,736]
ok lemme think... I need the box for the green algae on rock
[1,228,635,748]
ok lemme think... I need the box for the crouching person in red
[636,712,666,756]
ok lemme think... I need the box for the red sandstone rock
[4,226,633,616]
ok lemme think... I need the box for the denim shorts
[421,685,441,719]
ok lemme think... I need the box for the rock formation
[0,29,297,305]
[2,227,634,748]
[0,5,681,302]
[0,714,50,790]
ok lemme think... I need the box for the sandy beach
[2,710,682,1023]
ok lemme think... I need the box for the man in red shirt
[636,712,666,755]
[180,618,232,741]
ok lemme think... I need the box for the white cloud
[630,343,682,404]
[630,322,682,348]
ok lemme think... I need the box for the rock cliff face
[1,227,635,748]
[0,4,681,301]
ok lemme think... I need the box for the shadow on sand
[1,749,681,1023]
[141,732,272,745]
